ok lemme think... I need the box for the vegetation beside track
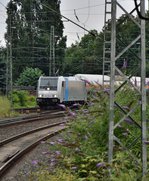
[0,96,15,118]
[12,90,36,108]
[0,90,36,118]
[24,87,149,181]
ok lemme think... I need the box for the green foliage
[0,96,11,118]
[29,169,77,181]
[12,90,36,108]
[63,12,149,76]
[5,0,66,78]
[63,30,103,75]
[15,67,43,87]
[24,87,149,180]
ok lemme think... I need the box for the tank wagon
[36,76,87,108]
[75,74,110,85]
[75,74,110,91]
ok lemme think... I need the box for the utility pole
[6,47,9,96]
[103,0,147,176]
[10,18,13,108]
[50,25,55,76]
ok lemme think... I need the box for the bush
[15,67,44,87]
[0,96,11,117]
[11,90,36,108]
[24,87,149,180]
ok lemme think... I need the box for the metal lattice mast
[103,0,147,175]
[49,26,55,76]
[102,0,112,85]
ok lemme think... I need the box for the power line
[133,0,149,20]
[41,3,96,37]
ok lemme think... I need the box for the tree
[5,0,66,80]
[63,12,149,76]
[63,30,104,75]
[15,67,44,87]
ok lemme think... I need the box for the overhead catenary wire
[41,3,96,37]
[133,0,149,20]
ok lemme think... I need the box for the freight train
[36,74,149,108]
[36,76,87,108]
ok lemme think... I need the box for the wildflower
[55,151,61,155]
[71,166,77,170]
[58,104,66,110]
[144,141,149,145]
[68,110,76,117]
[122,132,128,136]
[49,141,55,145]
[124,118,133,125]
[31,160,38,165]
[51,158,56,162]
[70,103,81,108]
[96,162,105,168]
[104,88,110,94]
[42,151,50,155]
[81,79,91,85]
[122,106,130,111]
[146,81,149,86]
[57,138,64,143]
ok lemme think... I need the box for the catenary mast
[103,0,147,175]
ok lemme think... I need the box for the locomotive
[36,76,87,108]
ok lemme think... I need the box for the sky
[0,0,148,47]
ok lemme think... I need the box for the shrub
[11,90,36,108]
[25,87,149,180]
[0,96,11,117]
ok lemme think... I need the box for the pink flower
[144,141,149,145]
[32,160,38,165]
[68,110,76,117]
[71,166,77,170]
[58,104,66,110]
[49,141,55,145]
[124,118,133,125]
[96,162,105,168]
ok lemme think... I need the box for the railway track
[0,110,68,179]
[14,106,63,114]
[0,109,65,127]
[13,106,41,114]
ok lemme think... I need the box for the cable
[41,3,96,37]
[133,0,149,20]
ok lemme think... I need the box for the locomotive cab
[36,76,59,107]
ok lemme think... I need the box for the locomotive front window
[39,78,58,90]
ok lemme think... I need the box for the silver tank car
[36,76,87,108]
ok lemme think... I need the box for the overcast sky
[0,0,148,47]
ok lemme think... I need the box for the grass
[0,96,11,118]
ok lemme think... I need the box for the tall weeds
[0,96,11,118]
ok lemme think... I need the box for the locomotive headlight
[53,94,57,98]
[39,94,42,97]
